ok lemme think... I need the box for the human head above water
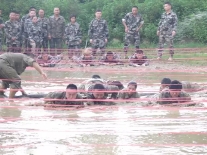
[169,80,182,98]
[93,83,105,99]
[92,75,101,79]
[66,84,78,99]
[127,81,137,95]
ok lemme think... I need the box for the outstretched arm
[32,62,47,79]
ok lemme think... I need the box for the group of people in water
[0,52,205,107]
[44,75,197,107]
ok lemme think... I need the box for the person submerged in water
[44,84,83,107]
[118,81,140,99]
[86,83,116,105]
[158,80,191,105]
[160,78,171,92]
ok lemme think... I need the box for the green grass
[2,41,207,66]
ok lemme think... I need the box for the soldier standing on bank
[4,11,21,53]
[14,11,22,49]
[0,9,5,51]
[28,16,42,56]
[122,6,144,58]
[48,7,65,55]
[157,2,178,61]
[88,10,109,56]
[64,14,82,58]
[21,7,36,52]
[38,9,49,52]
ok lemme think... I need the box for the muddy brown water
[0,63,207,155]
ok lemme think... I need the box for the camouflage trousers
[0,59,21,90]
[49,38,63,56]
[0,33,3,51]
[124,31,140,53]
[0,38,2,51]
[22,33,32,54]
[68,44,81,58]
[30,40,42,57]
[7,42,21,53]
[91,38,106,56]
[40,37,48,52]
[158,34,174,57]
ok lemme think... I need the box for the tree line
[1,0,207,45]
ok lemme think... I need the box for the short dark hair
[106,51,113,55]
[70,14,76,19]
[92,75,101,79]
[132,6,138,9]
[161,78,171,85]
[93,84,105,90]
[128,81,137,89]
[29,7,36,11]
[42,52,49,55]
[15,11,20,14]
[169,80,182,90]
[10,11,16,14]
[66,84,77,90]
[95,9,102,13]
[164,2,172,6]
[107,81,124,90]
[135,50,143,54]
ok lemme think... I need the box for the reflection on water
[0,67,207,155]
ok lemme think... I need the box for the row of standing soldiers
[0,2,177,59]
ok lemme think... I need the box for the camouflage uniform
[88,18,109,55]
[0,53,35,90]
[77,54,95,66]
[21,14,31,51]
[86,93,115,105]
[38,17,49,52]
[123,12,144,53]
[0,16,4,51]
[48,15,65,55]
[28,21,42,56]
[44,91,83,106]
[4,20,21,53]
[36,54,62,67]
[157,11,178,57]
[129,54,148,66]
[79,82,119,99]
[182,81,207,92]
[118,88,140,99]
[64,22,82,57]
[158,91,190,105]
[100,52,120,64]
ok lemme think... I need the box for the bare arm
[32,62,47,79]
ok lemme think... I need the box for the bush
[1,0,207,45]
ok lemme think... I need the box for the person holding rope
[0,53,47,98]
